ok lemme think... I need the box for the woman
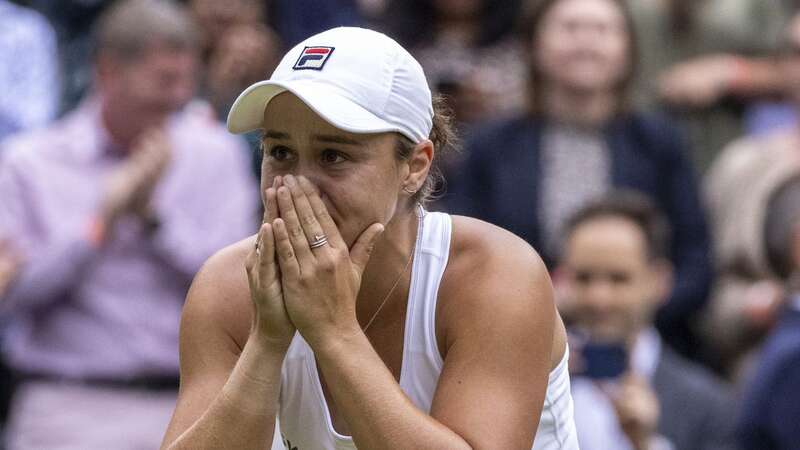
[161,27,577,449]
[449,0,711,358]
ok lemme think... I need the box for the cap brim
[226,80,401,136]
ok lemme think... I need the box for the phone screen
[574,341,628,380]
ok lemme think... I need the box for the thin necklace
[362,215,419,332]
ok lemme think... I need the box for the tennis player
[161,27,578,449]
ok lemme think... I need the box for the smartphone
[574,341,628,380]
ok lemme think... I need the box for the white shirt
[571,328,673,450]
[276,211,580,449]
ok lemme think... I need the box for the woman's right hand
[245,178,296,349]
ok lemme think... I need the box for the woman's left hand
[270,174,384,349]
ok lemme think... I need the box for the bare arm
[162,225,294,449]
[313,226,556,449]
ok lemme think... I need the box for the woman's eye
[269,146,293,161]
[320,149,346,165]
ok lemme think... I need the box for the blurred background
[2,0,800,449]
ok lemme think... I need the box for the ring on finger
[309,234,328,249]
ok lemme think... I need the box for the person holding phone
[556,190,736,450]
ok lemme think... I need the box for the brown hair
[564,189,671,261]
[518,0,639,116]
[394,94,459,206]
[94,0,200,62]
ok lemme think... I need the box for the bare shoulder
[182,235,256,353]
[437,215,564,365]
[442,215,550,297]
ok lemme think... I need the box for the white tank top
[276,211,579,450]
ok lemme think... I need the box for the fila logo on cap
[293,46,335,71]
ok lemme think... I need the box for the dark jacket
[448,113,712,355]
[654,345,738,450]
[737,305,800,450]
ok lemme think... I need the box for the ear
[402,139,434,194]
[649,258,674,308]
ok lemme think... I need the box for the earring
[402,186,417,195]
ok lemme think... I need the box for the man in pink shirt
[0,1,259,448]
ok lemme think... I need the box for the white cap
[226,27,434,144]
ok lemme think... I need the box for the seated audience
[560,191,737,450]
[703,10,800,379]
[0,1,258,448]
[736,174,800,450]
[450,0,712,358]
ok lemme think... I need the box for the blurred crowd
[1,0,800,449]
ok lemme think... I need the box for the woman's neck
[541,85,617,127]
[356,208,420,322]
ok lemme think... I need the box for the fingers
[283,175,327,251]
[263,176,281,224]
[272,218,300,280]
[128,128,171,190]
[297,176,346,249]
[245,228,262,275]
[257,222,278,273]
[350,222,385,276]
[276,184,314,266]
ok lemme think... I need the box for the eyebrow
[262,130,362,146]
[314,134,361,146]
[264,130,290,140]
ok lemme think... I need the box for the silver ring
[309,234,328,249]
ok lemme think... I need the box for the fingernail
[284,175,296,186]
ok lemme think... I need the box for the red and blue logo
[293,46,335,71]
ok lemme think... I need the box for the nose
[281,164,326,198]
[584,278,615,313]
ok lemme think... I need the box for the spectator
[627,0,792,169]
[560,191,737,450]
[703,10,800,380]
[449,0,712,357]
[189,0,282,120]
[0,0,58,141]
[382,0,527,126]
[736,174,800,450]
[0,1,258,448]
